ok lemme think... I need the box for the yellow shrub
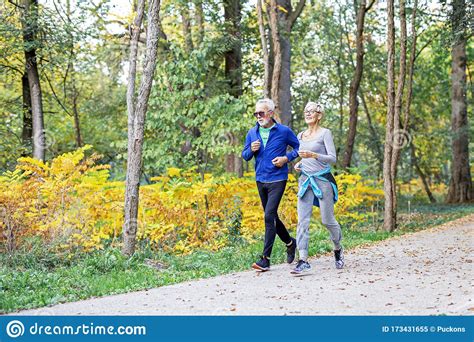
[398,178,447,200]
[0,147,384,254]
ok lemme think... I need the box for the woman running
[292,102,344,274]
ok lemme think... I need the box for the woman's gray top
[297,127,337,174]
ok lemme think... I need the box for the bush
[0,147,384,255]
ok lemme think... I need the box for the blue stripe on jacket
[241,119,300,183]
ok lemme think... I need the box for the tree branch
[7,0,25,9]
[414,30,441,62]
[366,0,377,12]
[0,63,23,75]
[44,72,72,117]
[289,0,306,29]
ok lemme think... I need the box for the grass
[1,202,473,314]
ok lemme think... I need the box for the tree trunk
[224,0,243,176]
[21,71,33,151]
[194,0,204,45]
[224,0,242,98]
[181,2,194,53]
[265,3,275,98]
[278,25,292,127]
[257,0,270,98]
[72,90,82,147]
[360,89,383,175]
[390,0,407,224]
[342,0,368,169]
[67,0,82,148]
[126,0,145,166]
[268,0,283,123]
[265,0,305,126]
[21,0,45,161]
[123,0,162,256]
[336,10,345,142]
[383,0,396,232]
[402,0,418,132]
[404,1,430,204]
[446,0,472,203]
[410,142,436,203]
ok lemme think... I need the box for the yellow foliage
[398,178,446,198]
[0,148,386,254]
[166,167,181,178]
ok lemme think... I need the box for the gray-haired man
[242,99,300,271]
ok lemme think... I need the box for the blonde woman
[291,102,343,274]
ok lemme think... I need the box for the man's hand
[299,150,318,159]
[272,156,288,168]
[251,140,261,152]
[294,162,302,172]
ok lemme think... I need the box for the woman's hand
[294,162,302,172]
[299,150,318,159]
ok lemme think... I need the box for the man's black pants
[256,180,292,258]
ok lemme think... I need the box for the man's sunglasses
[253,111,267,118]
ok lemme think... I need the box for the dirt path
[11,215,474,316]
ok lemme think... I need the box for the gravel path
[11,215,474,316]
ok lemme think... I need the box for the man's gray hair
[256,98,275,112]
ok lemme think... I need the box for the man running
[242,98,300,271]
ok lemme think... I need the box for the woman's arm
[315,129,337,164]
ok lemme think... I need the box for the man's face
[254,104,272,126]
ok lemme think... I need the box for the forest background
[0,0,472,312]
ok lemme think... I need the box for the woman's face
[304,108,322,125]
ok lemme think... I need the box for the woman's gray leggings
[296,177,342,260]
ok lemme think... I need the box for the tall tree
[20,0,45,160]
[383,0,397,232]
[224,0,243,176]
[180,1,194,53]
[21,71,32,150]
[194,0,204,45]
[341,0,376,169]
[400,0,435,204]
[262,0,305,126]
[268,0,283,121]
[257,0,270,98]
[123,0,162,256]
[389,0,407,226]
[66,0,82,148]
[446,0,472,203]
[383,0,409,231]
[401,0,418,134]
